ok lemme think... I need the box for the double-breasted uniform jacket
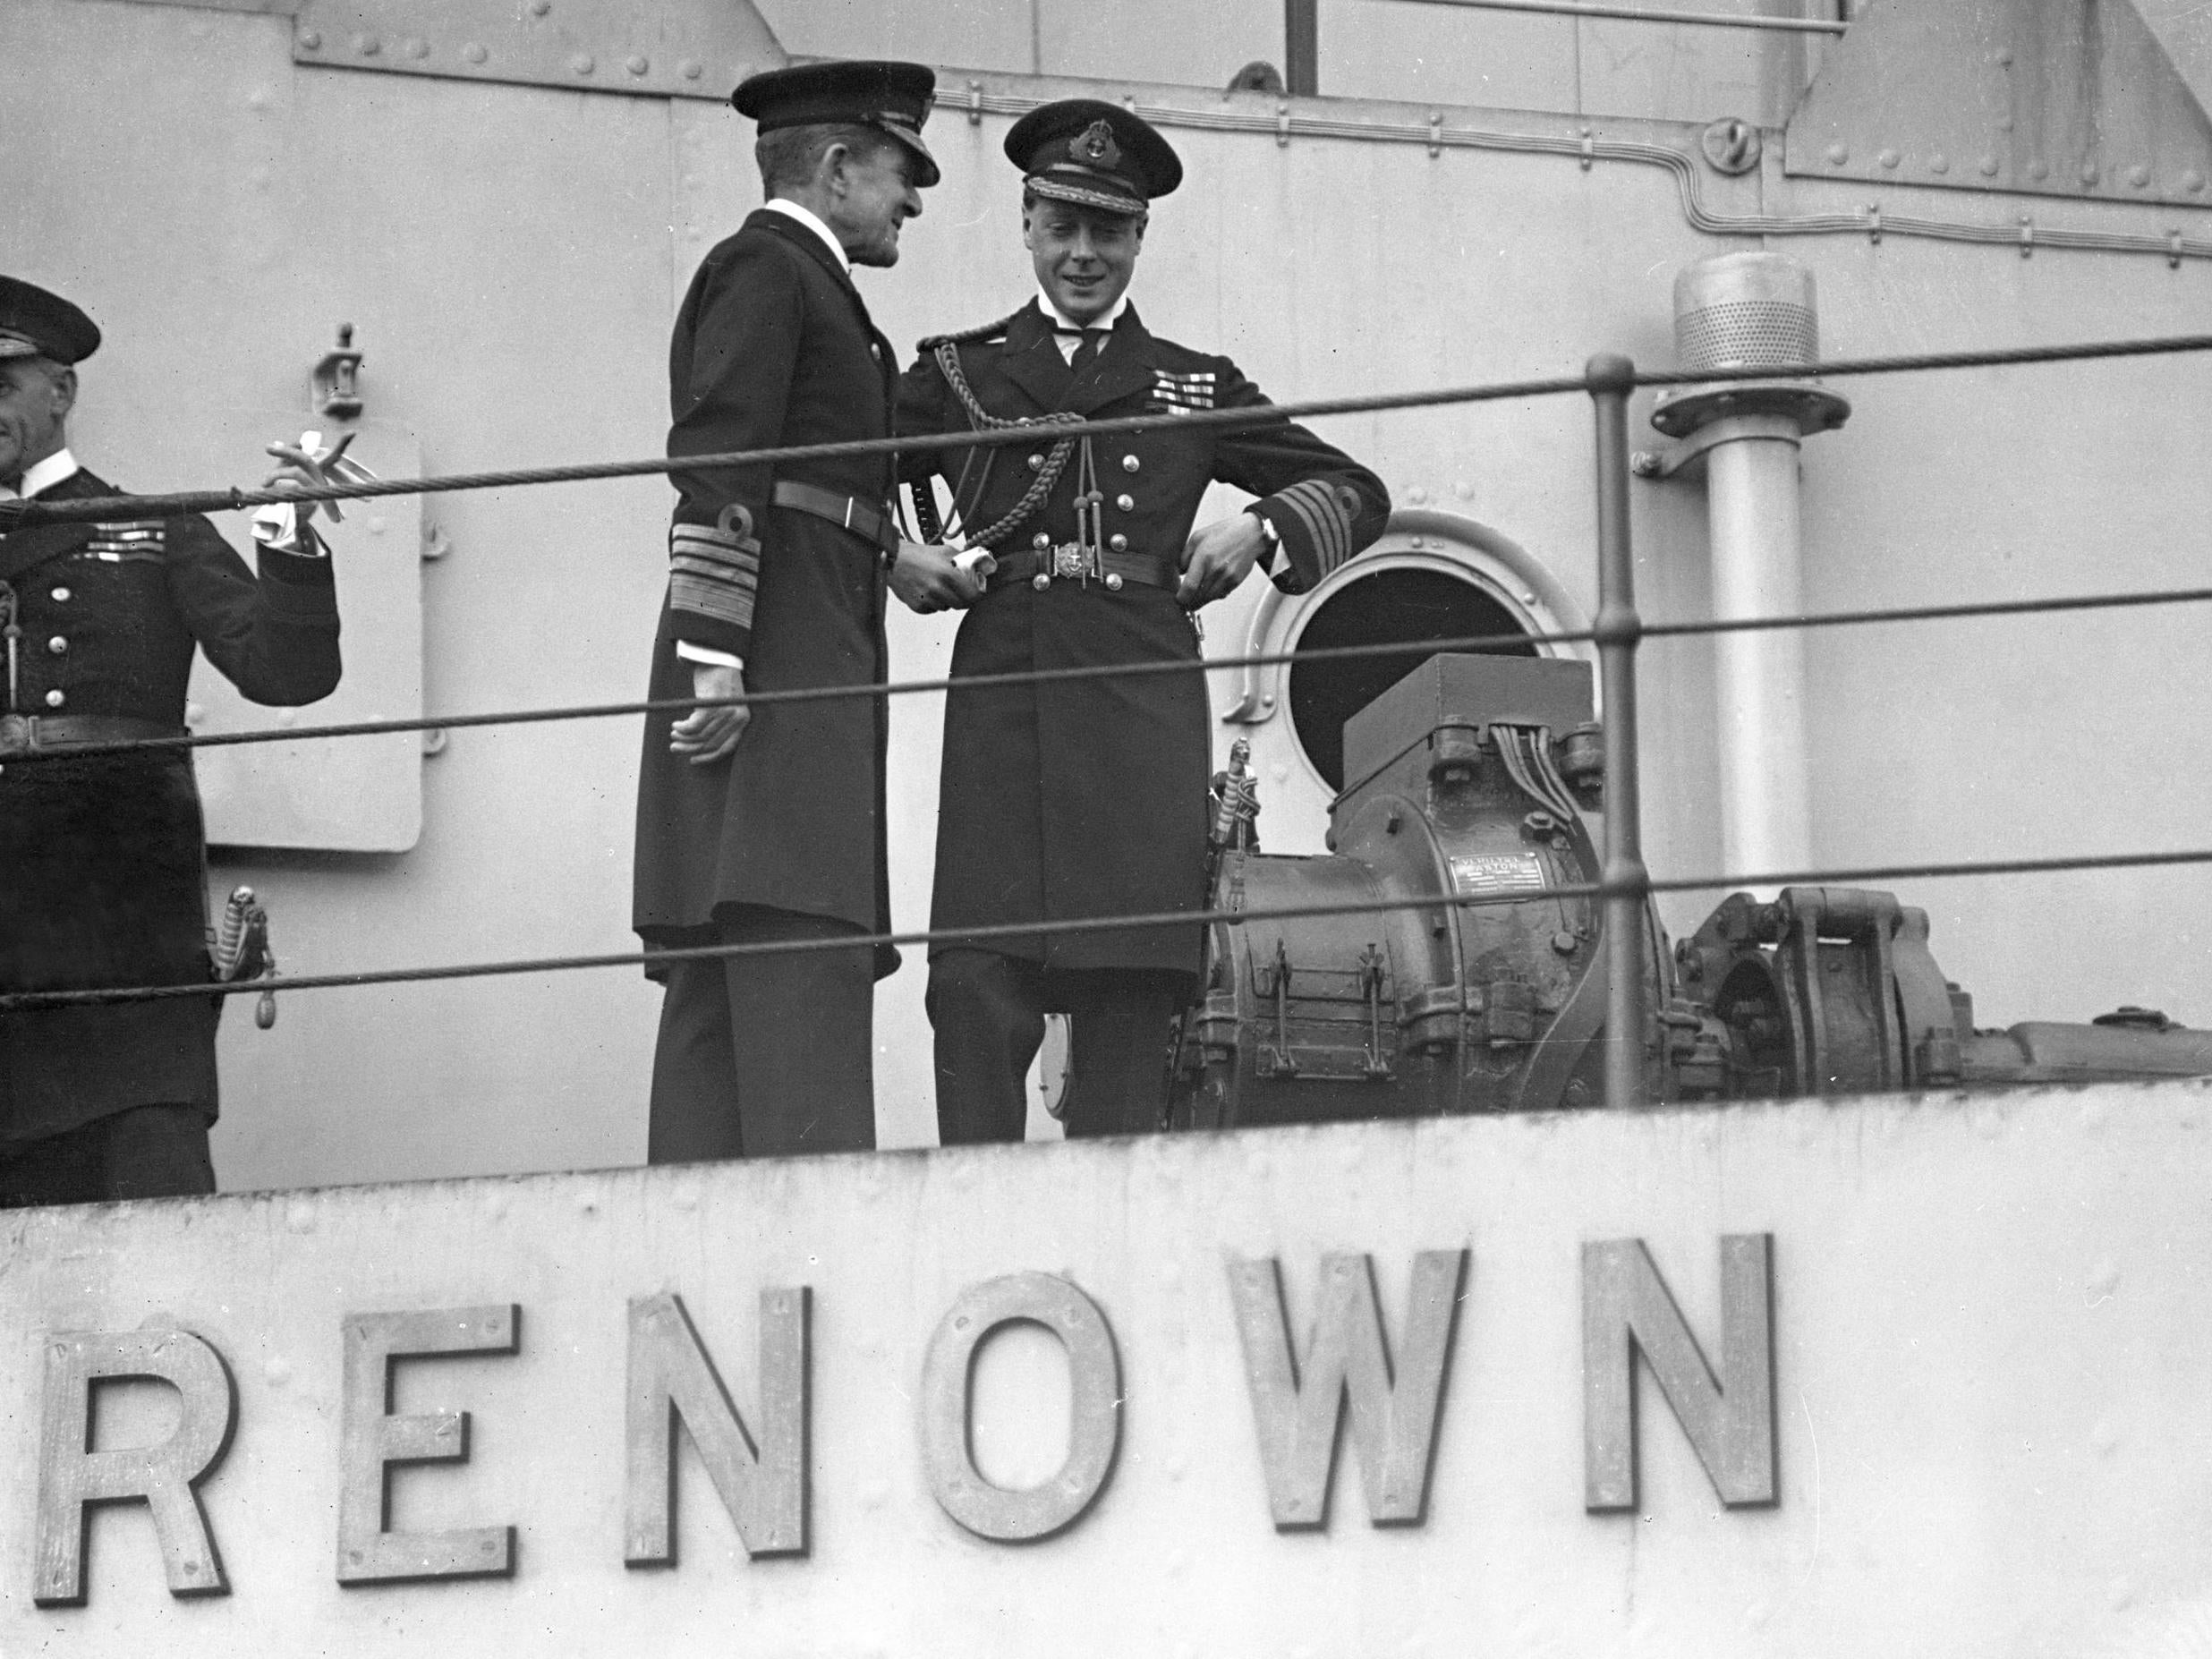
[896,301,1390,977]
[0,467,341,1144]
[633,209,901,977]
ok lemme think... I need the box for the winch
[1169,652,2212,1127]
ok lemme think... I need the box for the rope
[6,580,2210,764]
[928,319,1083,549]
[9,843,2210,1015]
[6,332,2212,530]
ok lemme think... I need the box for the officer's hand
[670,662,749,764]
[1178,513,1266,608]
[889,540,985,614]
[262,439,337,525]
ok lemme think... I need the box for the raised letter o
[920,1272,1120,1542]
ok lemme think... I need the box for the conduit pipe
[1643,253,1849,887]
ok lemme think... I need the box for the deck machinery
[1170,652,2212,1127]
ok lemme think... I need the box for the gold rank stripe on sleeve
[83,520,167,563]
[1147,369,1218,413]
[668,516,761,632]
[1268,477,1357,576]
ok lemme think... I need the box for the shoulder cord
[922,314,1083,551]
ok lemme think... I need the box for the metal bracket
[312,324,363,421]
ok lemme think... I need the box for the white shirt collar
[0,447,81,502]
[762,198,849,276]
[1038,287,1129,335]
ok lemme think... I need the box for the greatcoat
[896,301,1390,977]
[633,209,900,976]
[0,466,342,1143]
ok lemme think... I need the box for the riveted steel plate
[1785,0,2212,208]
[292,0,785,102]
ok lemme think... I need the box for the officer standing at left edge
[0,276,344,1206]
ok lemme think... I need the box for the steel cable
[8,844,2211,1014]
[6,580,2209,763]
[5,333,2211,530]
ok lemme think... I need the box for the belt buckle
[0,713,30,757]
[1052,542,1093,581]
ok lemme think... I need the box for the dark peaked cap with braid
[732,59,941,188]
[1006,98,1182,217]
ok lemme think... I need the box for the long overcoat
[0,466,341,1143]
[896,301,1390,976]
[633,210,900,976]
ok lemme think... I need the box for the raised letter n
[1228,1250,1465,1530]
[625,1289,807,1566]
[1582,1234,1775,1512]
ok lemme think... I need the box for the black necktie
[1065,327,1109,372]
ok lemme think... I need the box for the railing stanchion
[1587,353,1650,1110]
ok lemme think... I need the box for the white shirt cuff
[676,642,744,669]
[250,503,325,557]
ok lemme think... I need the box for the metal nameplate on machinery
[1448,852,1548,896]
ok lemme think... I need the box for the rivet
[403,36,429,59]
[184,702,204,725]
[2129,164,2150,188]
[2029,159,2049,181]
[1453,480,1473,498]
[1825,143,1848,166]
[1116,493,1134,511]
[1996,115,2014,133]
[1877,149,1900,169]
[1409,534,1425,549]
[1032,532,1051,549]
[626,54,649,74]
[353,32,380,55]
[1995,47,2012,67]
[1979,155,2000,177]
[463,42,488,64]
[1026,452,1043,470]
[299,29,322,49]
[1122,454,1140,472]
[1109,533,1128,551]
[679,59,703,81]
[2187,170,2207,193]
[2080,162,2100,185]
[1032,573,1051,591]
[1105,573,1123,591]
[1928,153,1949,174]
[1408,485,1429,505]
[571,53,594,74]
[276,708,297,728]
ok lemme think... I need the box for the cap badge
[1070,119,1121,169]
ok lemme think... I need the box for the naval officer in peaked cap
[633,60,979,1165]
[0,276,344,1204]
[896,99,1391,1144]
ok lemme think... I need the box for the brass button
[1031,573,1051,591]
[47,636,66,655]
[1026,453,1044,470]
[50,586,71,602]
[45,689,64,709]
[1110,534,1128,551]
[1032,532,1051,549]
[1122,455,1140,472]
[1115,493,1134,512]
[1104,573,1124,592]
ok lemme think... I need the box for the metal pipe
[1386,0,1848,35]
[1285,0,1320,94]
[1705,413,1814,884]
[1587,353,1648,1111]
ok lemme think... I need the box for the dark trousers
[929,949,1188,1144]
[648,907,876,1162]
[0,1105,217,1208]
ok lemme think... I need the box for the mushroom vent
[1672,252,1820,373]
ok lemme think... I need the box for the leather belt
[770,481,898,557]
[991,543,1178,593]
[0,714,184,757]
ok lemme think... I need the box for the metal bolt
[1877,149,1900,169]
[299,29,322,48]
[571,53,594,73]
[463,42,487,64]
[353,32,379,55]
[679,59,703,81]
[2080,162,2100,185]
[403,36,429,58]
[2029,159,2049,181]
[1979,155,2000,177]
[2188,170,2207,193]
[1825,143,1847,166]
[2129,164,2150,188]
[1928,153,1949,174]
[626,54,649,74]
